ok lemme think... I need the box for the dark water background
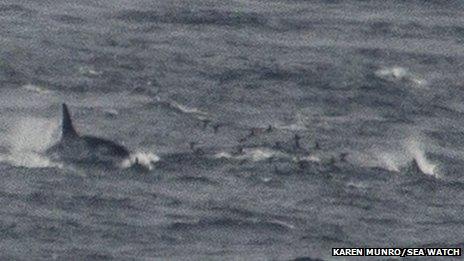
[1,0,464,260]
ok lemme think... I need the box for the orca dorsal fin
[62,103,78,139]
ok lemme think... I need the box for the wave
[0,4,31,13]
[52,14,86,25]
[116,8,267,28]
[154,97,209,120]
[167,100,208,116]
[70,194,132,209]
[173,175,218,185]
[168,217,294,232]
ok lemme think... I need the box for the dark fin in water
[62,103,78,139]
[294,134,301,149]
[339,152,348,162]
[408,158,423,174]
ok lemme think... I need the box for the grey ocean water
[0,0,464,260]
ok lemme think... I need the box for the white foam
[375,66,427,87]
[103,108,119,116]
[213,148,286,162]
[22,84,51,94]
[213,151,233,159]
[406,139,437,177]
[170,101,207,115]
[78,66,102,76]
[153,97,210,121]
[346,181,369,189]
[411,78,427,86]
[294,154,321,163]
[376,66,408,80]
[121,151,160,170]
[268,219,295,230]
[261,177,272,183]
[246,148,278,161]
[276,123,307,131]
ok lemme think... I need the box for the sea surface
[0,0,464,260]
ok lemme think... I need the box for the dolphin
[46,103,130,167]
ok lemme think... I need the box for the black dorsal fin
[62,103,78,139]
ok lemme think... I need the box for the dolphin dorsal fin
[62,103,78,139]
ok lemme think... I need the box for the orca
[46,103,130,167]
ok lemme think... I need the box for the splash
[2,117,61,168]
[406,139,437,177]
[120,151,160,170]
[375,66,427,87]
[371,138,438,177]
[377,152,401,172]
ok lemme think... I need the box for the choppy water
[1,0,464,260]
